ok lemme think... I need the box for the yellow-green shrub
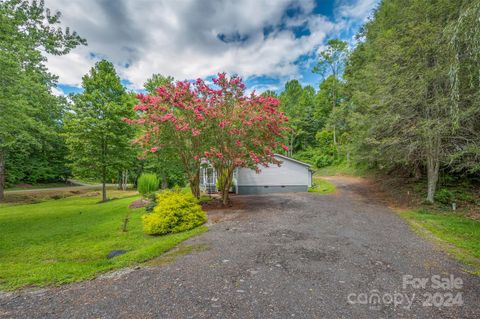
[142,189,207,235]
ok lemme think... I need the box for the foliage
[139,74,187,189]
[142,189,207,235]
[342,0,478,203]
[0,191,207,290]
[129,73,289,205]
[434,189,454,205]
[137,173,159,197]
[200,74,289,205]
[0,0,85,201]
[64,60,136,202]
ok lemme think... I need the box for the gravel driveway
[1,177,479,318]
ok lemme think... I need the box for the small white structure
[200,154,313,195]
[234,154,312,195]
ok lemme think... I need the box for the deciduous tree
[64,60,136,202]
[0,0,85,201]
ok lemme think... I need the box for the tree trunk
[101,165,107,202]
[0,150,5,202]
[333,125,337,145]
[189,169,200,198]
[117,171,122,190]
[332,73,337,145]
[102,181,107,202]
[426,137,440,203]
[221,168,234,206]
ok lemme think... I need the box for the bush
[142,189,207,235]
[434,188,454,205]
[137,173,159,197]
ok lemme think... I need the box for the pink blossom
[150,147,158,153]
[192,128,201,136]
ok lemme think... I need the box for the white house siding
[235,155,312,195]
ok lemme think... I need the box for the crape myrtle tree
[128,73,289,205]
[141,74,186,189]
[0,0,85,201]
[64,60,136,202]
[127,80,209,198]
[199,74,290,205]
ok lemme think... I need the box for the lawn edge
[0,225,208,292]
[397,210,480,276]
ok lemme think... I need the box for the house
[200,154,313,195]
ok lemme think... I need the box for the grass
[0,187,125,206]
[0,191,207,291]
[308,176,336,194]
[400,209,480,275]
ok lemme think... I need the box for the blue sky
[46,0,379,96]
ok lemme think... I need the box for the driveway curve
[1,176,479,318]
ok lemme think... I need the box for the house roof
[274,154,312,167]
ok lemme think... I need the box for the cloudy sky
[44,0,379,95]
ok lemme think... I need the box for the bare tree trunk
[0,150,5,202]
[426,137,440,203]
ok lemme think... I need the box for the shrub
[142,189,207,235]
[137,173,159,197]
[434,188,453,205]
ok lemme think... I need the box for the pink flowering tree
[198,73,290,205]
[126,81,209,198]
[128,73,289,204]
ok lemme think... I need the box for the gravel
[1,177,479,318]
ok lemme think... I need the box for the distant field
[6,182,74,191]
[0,191,207,291]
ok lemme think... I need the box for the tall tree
[64,60,136,202]
[279,80,304,155]
[0,0,85,201]
[129,80,208,198]
[141,74,184,189]
[344,0,464,202]
[313,39,348,145]
[446,0,480,175]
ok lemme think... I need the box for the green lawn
[308,177,336,194]
[400,210,480,275]
[0,192,207,291]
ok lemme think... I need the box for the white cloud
[43,0,375,91]
[335,0,379,21]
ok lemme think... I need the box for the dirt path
[1,176,479,318]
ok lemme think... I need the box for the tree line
[1,0,478,204]
[280,0,480,203]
